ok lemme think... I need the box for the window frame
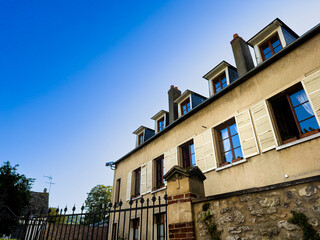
[212,72,227,94]
[215,118,243,165]
[154,156,165,190]
[138,132,144,146]
[115,178,121,203]
[259,33,283,61]
[180,97,191,116]
[131,218,140,240]
[133,168,141,198]
[155,213,166,240]
[180,140,196,168]
[157,117,165,132]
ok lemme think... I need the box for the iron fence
[1,194,168,240]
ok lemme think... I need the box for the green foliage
[288,211,320,240]
[200,203,220,240]
[84,184,112,224]
[48,208,68,224]
[0,161,34,235]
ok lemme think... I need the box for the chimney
[231,34,255,77]
[168,85,181,124]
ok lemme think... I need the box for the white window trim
[215,158,247,172]
[154,114,167,133]
[151,186,167,194]
[208,68,229,96]
[178,95,192,117]
[276,132,320,151]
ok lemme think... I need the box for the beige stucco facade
[112,26,320,210]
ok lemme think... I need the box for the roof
[151,110,168,120]
[247,18,299,47]
[203,61,237,80]
[132,126,154,135]
[174,90,207,104]
[112,21,320,165]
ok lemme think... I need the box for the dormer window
[181,98,191,115]
[203,61,238,97]
[260,33,282,61]
[213,73,227,94]
[138,132,144,145]
[157,117,165,132]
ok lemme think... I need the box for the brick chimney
[231,34,255,77]
[168,85,181,124]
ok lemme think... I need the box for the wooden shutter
[146,160,152,193]
[140,164,147,195]
[235,110,260,158]
[164,147,177,174]
[126,171,132,201]
[302,70,320,125]
[194,129,217,172]
[251,101,278,152]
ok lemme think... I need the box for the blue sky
[1,0,320,210]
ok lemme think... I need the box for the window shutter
[126,171,132,201]
[302,70,320,125]
[140,164,147,195]
[235,110,260,158]
[194,129,217,172]
[251,100,278,152]
[164,147,177,174]
[146,160,152,193]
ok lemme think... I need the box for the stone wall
[193,177,320,240]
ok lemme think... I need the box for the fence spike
[129,199,134,205]
[72,205,76,213]
[64,206,67,213]
[140,197,145,204]
[152,195,156,202]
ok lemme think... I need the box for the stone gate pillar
[163,166,206,240]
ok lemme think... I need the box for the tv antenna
[44,175,56,193]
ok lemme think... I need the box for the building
[109,18,320,239]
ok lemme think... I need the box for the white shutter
[140,164,147,195]
[164,147,177,174]
[302,70,320,126]
[126,171,132,201]
[146,160,152,193]
[235,110,260,158]
[251,101,278,152]
[194,129,217,172]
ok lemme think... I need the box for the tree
[84,184,112,224]
[0,161,34,235]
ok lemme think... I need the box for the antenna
[44,175,56,193]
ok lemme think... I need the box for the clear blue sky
[1,0,319,210]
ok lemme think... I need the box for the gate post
[163,166,206,240]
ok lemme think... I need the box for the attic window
[213,73,227,94]
[157,117,165,132]
[181,98,191,115]
[259,33,283,61]
[138,132,144,146]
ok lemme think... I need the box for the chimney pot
[171,85,174,88]
[233,33,238,39]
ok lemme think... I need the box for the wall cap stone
[163,165,206,182]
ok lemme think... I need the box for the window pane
[224,151,233,163]
[221,77,227,84]
[187,102,190,111]
[273,45,282,53]
[191,153,196,166]
[265,52,273,59]
[221,139,231,152]
[262,46,271,54]
[222,82,227,88]
[233,147,243,159]
[299,117,319,133]
[229,123,238,135]
[271,39,280,48]
[231,135,241,148]
[294,102,315,122]
[215,86,221,93]
[290,89,308,107]
[219,128,229,140]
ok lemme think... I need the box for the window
[154,156,165,190]
[155,213,166,240]
[270,84,319,143]
[111,223,117,240]
[157,117,165,132]
[180,98,191,115]
[216,119,243,165]
[131,218,139,240]
[138,132,144,145]
[180,140,196,168]
[259,33,283,60]
[133,168,141,197]
[115,178,121,203]
[213,73,227,94]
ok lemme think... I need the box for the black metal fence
[1,195,168,240]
